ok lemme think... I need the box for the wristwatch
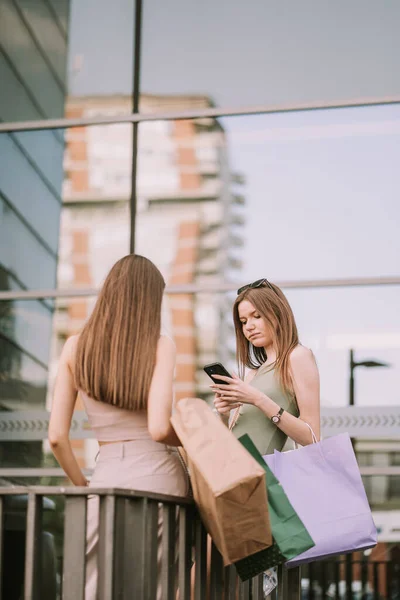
[271,407,284,424]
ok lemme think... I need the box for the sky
[66,0,400,409]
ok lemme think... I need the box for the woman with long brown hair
[49,254,188,599]
[211,278,320,453]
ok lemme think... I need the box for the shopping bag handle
[293,420,318,449]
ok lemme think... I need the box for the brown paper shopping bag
[171,398,272,565]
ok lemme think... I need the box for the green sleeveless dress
[231,364,299,456]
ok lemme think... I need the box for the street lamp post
[349,348,390,411]
[346,349,390,600]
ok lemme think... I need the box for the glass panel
[58,122,132,290]
[285,285,400,409]
[0,0,66,119]
[0,297,53,365]
[67,0,134,101]
[0,333,48,412]
[0,0,135,124]
[0,123,131,292]
[227,106,398,280]
[0,198,57,290]
[142,0,400,113]
[135,118,245,285]
[15,0,68,84]
[135,107,400,285]
[0,131,63,254]
[51,0,70,37]
[224,105,400,280]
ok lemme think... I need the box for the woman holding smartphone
[48,254,188,599]
[211,278,320,454]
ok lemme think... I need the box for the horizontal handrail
[0,275,400,301]
[1,96,400,133]
[0,485,193,505]
[2,465,400,479]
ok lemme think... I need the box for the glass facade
[0,0,70,474]
[1,0,400,556]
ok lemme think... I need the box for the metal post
[349,349,355,407]
[129,0,143,253]
[24,493,42,600]
[62,496,87,600]
[345,553,353,600]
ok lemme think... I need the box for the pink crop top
[80,391,151,442]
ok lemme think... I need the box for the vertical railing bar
[225,565,237,599]
[238,578,250,600]
[373,561,379,600]
[277,564,287,600]
[334,559,340,599]
[24,493,42,600]
[223,566,230,598]
[386,559,394,600]
[0,497,3,600]
[178,505,192,600]
[144,500,159,600]
[112,497,126,600]
[194,516,207,600]
[320,561,327,598]
[62,495,87,600]
[209,541,224,600]
[361,555,369,598]
[345,553,353,600]
[287,567,301,600]
[162,503,176,600]
[98,494,116,600]
[123,496,146,599]
[252,574,264,600]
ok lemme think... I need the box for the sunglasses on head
[237,278,274,295]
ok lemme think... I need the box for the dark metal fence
[0,486,301,600]
[300,555,400,600]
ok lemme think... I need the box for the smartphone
[203,362,232,385]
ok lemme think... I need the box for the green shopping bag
[234,434,315,581]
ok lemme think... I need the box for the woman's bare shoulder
[289,345,319,377]
[158,334,176,356]
[62,335,80,366]
[290,344,315,363]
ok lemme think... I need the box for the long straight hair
[75,254,165,410]
[233,283,299,396]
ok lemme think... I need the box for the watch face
[272,416,279,424]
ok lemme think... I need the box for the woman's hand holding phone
[213,391,241,415]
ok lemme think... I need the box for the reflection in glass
[218,105,400,281]
[67,0,134,101]
[135,116,245,400]
[141,0,400,112]
[0,128,65,292]
[58,121,131,290]
[0,297,49,476]
[0,0,70,122]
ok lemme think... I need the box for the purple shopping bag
[263,432,377,567]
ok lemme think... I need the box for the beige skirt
[85,439,189,599]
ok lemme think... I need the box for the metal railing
[0,486,301,600]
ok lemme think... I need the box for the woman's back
[81,391,151,443]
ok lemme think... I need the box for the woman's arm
[48,336,88,486]
[147,335,181,446]
[253,346,320,445]
[210,346,320,446]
